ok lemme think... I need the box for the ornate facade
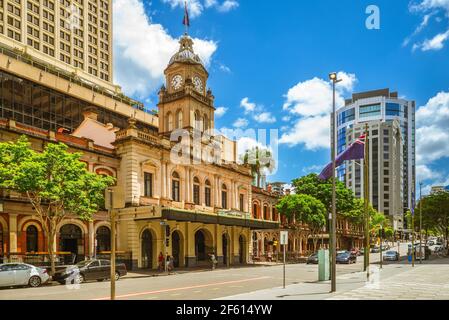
[0,33,279,269]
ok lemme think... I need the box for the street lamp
[329,72,342,293]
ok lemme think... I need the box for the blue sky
[113,0,449,194]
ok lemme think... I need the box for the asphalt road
[0,244,411,300]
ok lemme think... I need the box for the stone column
[185,168,191,203]
[161,162,166,198]
[9,214,18,253]
[88,221,94,258]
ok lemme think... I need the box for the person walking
[158,252,164,272]
[168,255,174,274]
[209,252,217,270]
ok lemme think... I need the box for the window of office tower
[386,103,404,117]
[359,104,381,118]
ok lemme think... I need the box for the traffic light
[166,225,171,236]
[165,237,170,247]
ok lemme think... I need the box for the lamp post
[329,72,342,293]
[379,224,383,269]
[419,182,423,264]
[108,188,116,301]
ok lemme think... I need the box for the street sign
[280,231,288,245]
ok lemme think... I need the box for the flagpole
[364,122,370,279]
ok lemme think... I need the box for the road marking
[92,276,270,300]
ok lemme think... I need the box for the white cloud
[417,164,440,181]
[407,0,449,51]
[240,97,257,113]
[421,30,449,50]
[254,112,276,124]
[416,91,449,164]
[279,71,357,150]
[215,106,228,118]
[233,118,249,128]
[113,0,217,98]
[163,0,239,17]
[219,64,232,73]
[161,0,203,18]
[279,115,330,150]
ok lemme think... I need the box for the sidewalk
[217,257,449,300]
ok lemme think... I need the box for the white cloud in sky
[240,97,257,113]
[421,30,449,50]
[254,112,276,124]
[279,71,357,150]
[215,106,228,118]
[407,0,449,51]
[416,91,449,164]
[233,118,249,128]
[113,0,217,98]
[163,0,239,17]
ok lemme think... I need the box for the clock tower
[158,34,216,136]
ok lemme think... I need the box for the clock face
[171,75,183,90]
[193,76,203,92]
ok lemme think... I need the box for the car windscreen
[386,251,396,255]
[76,261,91,267]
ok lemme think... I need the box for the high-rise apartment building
[0,0,114,90]
[345,120,404,230]
[337,89,416,230]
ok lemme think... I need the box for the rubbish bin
[318,249,330,281]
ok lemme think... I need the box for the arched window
[96,226,111,252]
[172,171,180,202]
[272,208,277,221]
[221,184,228,209]
[194,111,200,131]
[26,225,38,253]
[167,112,173,131]
[264,205,269,220]
[205,180,211,207]
[253,203,258,219]
[176,110,183,129]
[193,177,200,205]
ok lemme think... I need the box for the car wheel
[73,274,85,284]
[29,276,42,288]
[115,272,120,281]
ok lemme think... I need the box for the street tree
[276,194,326,252]
[0,136,115,275]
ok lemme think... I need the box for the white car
[0,263,50,288]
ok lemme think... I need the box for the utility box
[318,249,330,281]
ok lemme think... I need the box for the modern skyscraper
[337,89,416,230]
[0,0,114,90]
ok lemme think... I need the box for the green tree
[276,194,326,252]
[292,173,356,216]
[0,136,115,275]
[242,146,275,188]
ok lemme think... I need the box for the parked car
[383,250,400,261]
[359,248,365,255]
[336,252,357,264]
[371,246,380,253]
[0,263,50,288]
[306,253,319,265]
[52,259,127,285]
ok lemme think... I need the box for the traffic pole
[379,225,383,269]
[109,189,116,301]
[363,123,370,280]
[283,244,286,289]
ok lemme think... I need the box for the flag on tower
[183,1,190,27]
[318,134,366,180]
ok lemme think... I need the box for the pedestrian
[209,252,217,270]
[168,255,174,274]
[267,250,272,262]
[158,252,164,272]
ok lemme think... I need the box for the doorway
[59,224,83,264]
[172,231,181,268]
[222,234,229,266]
[141,229,153,269]
[239,235,245,264]
[195,230,206,262]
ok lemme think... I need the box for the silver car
[0,263,50,288]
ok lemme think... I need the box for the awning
[135,208,279,230]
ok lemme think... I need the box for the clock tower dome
[158,34,215,136]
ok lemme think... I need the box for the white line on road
[93,276,271,300]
